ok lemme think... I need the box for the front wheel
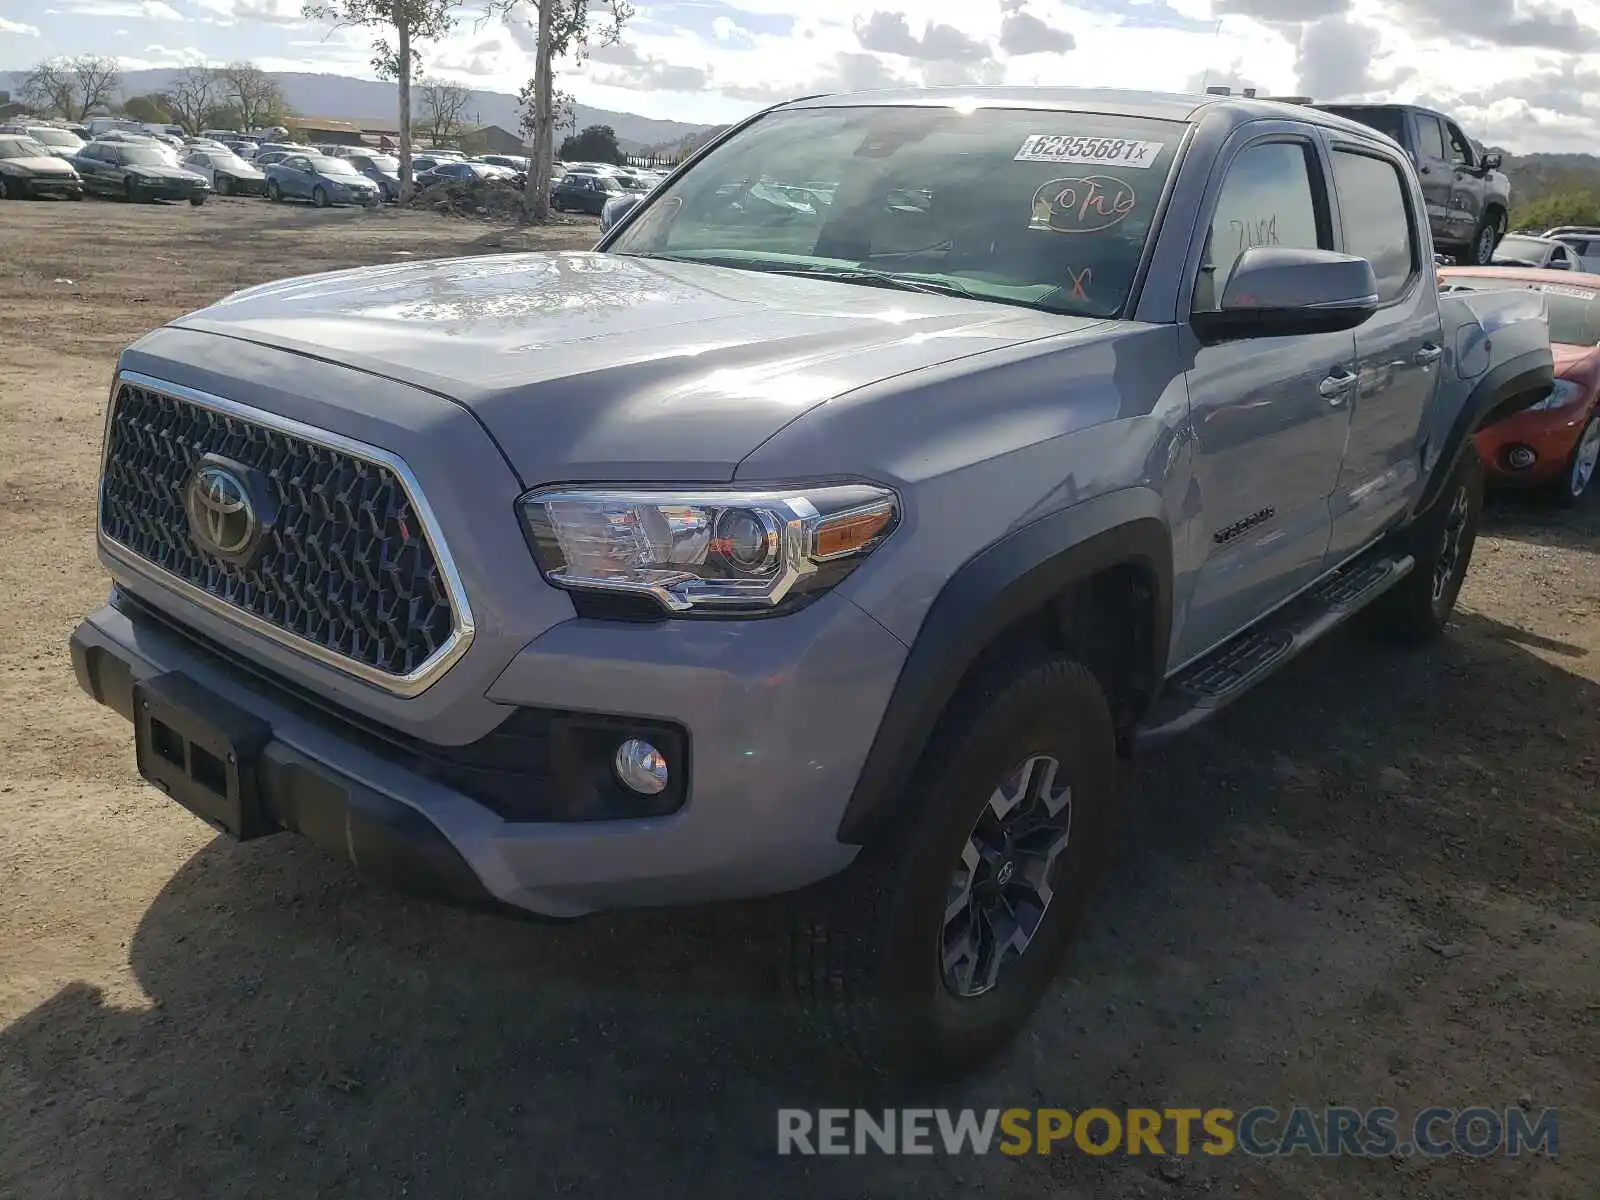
[216,175,231,197]
[189,194,206,207]
[1369,451,1484,642]
[790,652,1119,1080]
[124,178,140,204]
[265,180,281,202]
[312,185,329,208]
[1555,413,1600,507]
[0,176,13,200]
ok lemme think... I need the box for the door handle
[1319,369,1357,403]
[1415,343,1444,366]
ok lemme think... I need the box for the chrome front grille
[98,374,471,693]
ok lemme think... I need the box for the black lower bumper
[71,624,500,911]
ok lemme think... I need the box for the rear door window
[1414,115,1446,161]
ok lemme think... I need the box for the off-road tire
[789,651,1119,1080]
[1369,451,1484,643]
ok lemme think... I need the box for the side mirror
[1482,151,1503,170]
[1192,247,1381,341]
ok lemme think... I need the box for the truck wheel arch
[836,491,1174,846]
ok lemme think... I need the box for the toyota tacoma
[72,88,1554,1079]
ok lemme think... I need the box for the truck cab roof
[779,86,1400,146]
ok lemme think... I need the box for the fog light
[1506,445,1537,470]
[614,738,668,795]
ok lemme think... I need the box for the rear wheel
[1556,413,1600,507]
[1462,210,1505,265]
[1369,451,1484,642]
[790,652,1119,1079]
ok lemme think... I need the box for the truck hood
[169,251,1099,483]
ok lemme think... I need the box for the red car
[1440,266,1600,505]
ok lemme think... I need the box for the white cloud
[127,0,1600,153]
[0,16,43,35]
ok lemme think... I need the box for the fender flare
[1410,348,1553,521]
[837,489,1174,845]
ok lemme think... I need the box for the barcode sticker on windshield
[1015,135,1165,168]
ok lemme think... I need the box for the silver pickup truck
[71,87,1552,1080]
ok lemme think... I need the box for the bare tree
[415,76,471,146]
[218,62,291,131]
[496,0,632,221]
[162,66,221,135]
[18,55,121,121]
[301,0,461,199]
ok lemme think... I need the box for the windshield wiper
[761,265,978,300]
[623,252,977,300]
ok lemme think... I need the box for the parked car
[343,151,402,200]
[263,153,382,206]
[551,171,624,213]
[1488,233,1580,270]
[23,125,85,158]
[0,134,83,199]
[71,139,208,203]
[1540,227,1600,273]
[598,190,642,234]
[415,160,517,189]
[182,148,266,197]
[476,154,529,173]
[1313,102,1510,265]
[1441,266,1600,504]
[70,88,1554,1082]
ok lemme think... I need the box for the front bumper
[21,174,82,198]
[220,174,266,195]
[71,584,904,917]
[1473,398,1595,484]
[136,179,208,201]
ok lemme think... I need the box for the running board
[1134,554,1414,748]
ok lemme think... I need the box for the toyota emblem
[185,463,257,558]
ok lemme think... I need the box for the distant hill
[0,68,714,153]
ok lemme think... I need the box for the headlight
[1529,380,1586,411]
[520,485,898,614]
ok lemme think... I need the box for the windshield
[1441,274,1600,345]
[28,128,81,147]
[355,155,397,171]
[0,137,54,159]
[119,145,172,166]
[609,105,1185,317]
[209,152,251,170]
[308,156,359,175]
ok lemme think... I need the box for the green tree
[559,123,623,165]
[301,0,461,197]
[495,0,631,221]
[121,94,175,125]
[1511,191,1600,232]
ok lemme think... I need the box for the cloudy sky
[2,0,1599,151]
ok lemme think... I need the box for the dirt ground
[0,197,1595,1199]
